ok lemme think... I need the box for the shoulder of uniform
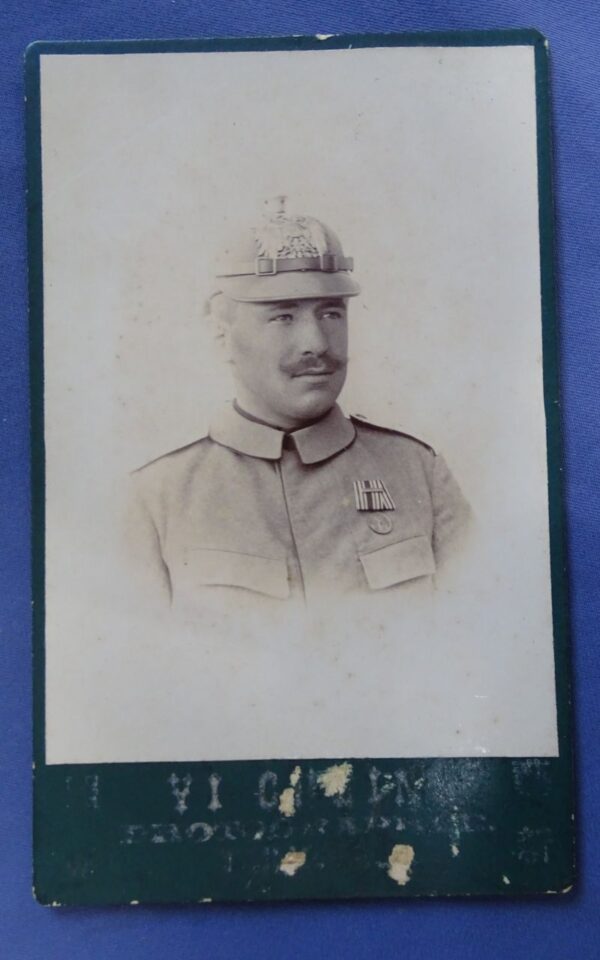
[132,433,211,477]
[350,413,436,455]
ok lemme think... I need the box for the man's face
[222,296,349,429]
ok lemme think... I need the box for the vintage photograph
[39,42,559,763]
[128,194,471,610]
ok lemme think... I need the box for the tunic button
[367,513,393,535]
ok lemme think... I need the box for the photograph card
[28,30,574,904]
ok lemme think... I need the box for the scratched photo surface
[40,44,558,762]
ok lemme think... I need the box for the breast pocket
[359,535,435,591]
[180,548,290,600]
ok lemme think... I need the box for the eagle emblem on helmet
[254,197,329,260]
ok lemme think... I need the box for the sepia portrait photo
[38,39,559,765]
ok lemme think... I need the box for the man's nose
[295,311,327,355]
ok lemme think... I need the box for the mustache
[282,354,348,377]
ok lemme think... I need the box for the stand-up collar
[209,403,356,464]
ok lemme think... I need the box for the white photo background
[41,45,558,762]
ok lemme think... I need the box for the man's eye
[269,313,294,323]
[322,310,342,320]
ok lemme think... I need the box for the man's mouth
[291,366,336,378]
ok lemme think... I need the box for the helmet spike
[264,195,287,217]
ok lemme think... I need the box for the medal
[353,479,396,512]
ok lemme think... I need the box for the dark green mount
[34,757,573,904]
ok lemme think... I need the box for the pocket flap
[185,549,290,600]
[360,535,435,590]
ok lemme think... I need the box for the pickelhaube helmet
[215,196,361,302]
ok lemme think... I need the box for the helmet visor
[220,270,360,303]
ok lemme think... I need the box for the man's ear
[205,292,234,361]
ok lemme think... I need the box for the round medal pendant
[367,513,393,535]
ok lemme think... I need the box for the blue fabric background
[1,1,598,956]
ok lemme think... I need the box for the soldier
[128,197,471,611]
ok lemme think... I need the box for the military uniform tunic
[128,403,470,610]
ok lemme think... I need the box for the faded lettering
[208,772,222,812]
[168,773,192,815]
[257,771,279,811]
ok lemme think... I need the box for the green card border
[26,29,575,905]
